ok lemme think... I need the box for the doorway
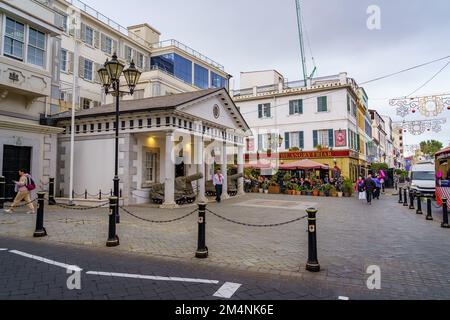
[2,145,32,200]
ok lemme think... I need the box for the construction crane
[295,0,316,86]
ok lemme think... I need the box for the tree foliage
[420,140,443,156]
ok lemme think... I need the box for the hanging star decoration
[393,118,447,136]
[390,93,450,118]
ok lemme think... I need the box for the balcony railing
[149,65,199,89]
[151,39,225,71]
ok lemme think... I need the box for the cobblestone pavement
[1,191,450,300]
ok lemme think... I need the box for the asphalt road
[0,236,387,301]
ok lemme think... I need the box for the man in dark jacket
[364,174,376,205]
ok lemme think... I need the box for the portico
[52,88,249,207]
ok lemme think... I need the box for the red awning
[279,159,330,170]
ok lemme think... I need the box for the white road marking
[213,282,242,299]
[86,271,220,284]
[9,250,82,272]
[338,296,350,300]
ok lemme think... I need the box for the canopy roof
[279,159,330,170]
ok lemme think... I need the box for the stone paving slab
[1,191,450,299]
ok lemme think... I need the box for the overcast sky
[85,0,450,150]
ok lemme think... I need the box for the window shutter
[299,100,303,114]
[80,23,86,42]
[285,132,290,150]
[78,56,85,79]
[313,130,318,147]
[299,131,304,149]
[94,30,100,49]
[357,134,361,152]
[94,63,101,83]
[68,51,74,74]
[267,104,271,118]
[328,129,334,148]
[289,101,294,115]
[112,40,118,55]
[258,134,263,151]
[258,105,263,118]
[100,33,106,51]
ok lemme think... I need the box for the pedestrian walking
[213,169,225,203]
[373,175,382,200]
[4,169,36,214]
[364,174,376,205]
[379,169,386,193]
[356,176,366,202]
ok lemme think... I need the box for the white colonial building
[232,70,371,181]
[52,88,249,207]
[0,0,64,200]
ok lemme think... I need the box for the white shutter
[94,30,100,49]
[68,51,74,74]
[79,56,85,79]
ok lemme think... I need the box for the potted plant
[336,177,344,197]
[330,186,338,197]
[323,184,333,197]
[342,178,354,197]
[262,182,269,194]
[299,186,306,196]
[259,182,264,193]
[319,185,326,197]
[268,176,280,194]
[312,187,320,197]
[305,186,313,196]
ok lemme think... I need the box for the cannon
[205,173,243,197]
[150,173,204,205]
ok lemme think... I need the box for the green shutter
[329,129,334,148]
[313,130,318,147]
[299,131,304,149]
[299,100,303,114]
[258,105,263,118]
[285,132,290,150]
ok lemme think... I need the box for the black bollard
[48,178,56,205]
[85,189,88,200]
[442,198,449,229]
[403,189,408,207]
[398,187,403,204]
[416,192,423,215]
[409,190,415,210]
[106,197,120,247]
[426,198,433,221]
[99,190,102,201]
[0,176,5,209]
[33,192,47,238]
[306,207,320,272]
[195,203,208,259]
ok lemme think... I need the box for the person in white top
[213,169,225,203]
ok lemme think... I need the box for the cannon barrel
[184,173,204,183]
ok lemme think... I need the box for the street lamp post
[98,53,141,247]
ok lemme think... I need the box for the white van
[408,161,436,196]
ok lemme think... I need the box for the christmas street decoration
[393,118,447,136]
[390,94,450,118]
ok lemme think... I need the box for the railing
[151,39,225,71]
[149,65,199,89]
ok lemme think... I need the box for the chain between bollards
[0,176,5,210]
[442,198,449,229]
[106,197,120,247]
[195,203,208,259]
[33,192,47,238]
[306,207,320,273]
[416,192,423,215]
[398,187,403,204]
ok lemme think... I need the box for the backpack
[26,175,36,191]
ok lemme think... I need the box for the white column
[237,144,245,195]
[196,135,207,203]
[221,141,229,199]
[161,131,177,208]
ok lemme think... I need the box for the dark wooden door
[2,145,32,200]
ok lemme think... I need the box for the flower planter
[331,193,338,197]
[319,192,325,197]
[268,186,280,194]
[337,192,343,198]
[312,190,319,197]
[301,191,306,196]
[264,190,269,194]
[259,189,264,193]
[296,191,301,195]
[344,192,351,197]
[306,191,313,196]
[287,190,295,195]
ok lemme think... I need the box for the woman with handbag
[4,169,35,214]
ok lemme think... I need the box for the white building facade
[232,70,369,181]
[0,0,64,200]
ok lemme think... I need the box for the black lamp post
[98,53,141,247]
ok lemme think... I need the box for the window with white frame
[289,99,303,115]
[125,46,133,62]
[60,49,67,72]
[84,59,93,81]
[136,52,144,69]
[102,35,113,54]
[144,152,157,183]
[318,130,330,146]
[27,28,46,67]
[85,26,94,46]
[4,17,25,61]
[258,103,271,118]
